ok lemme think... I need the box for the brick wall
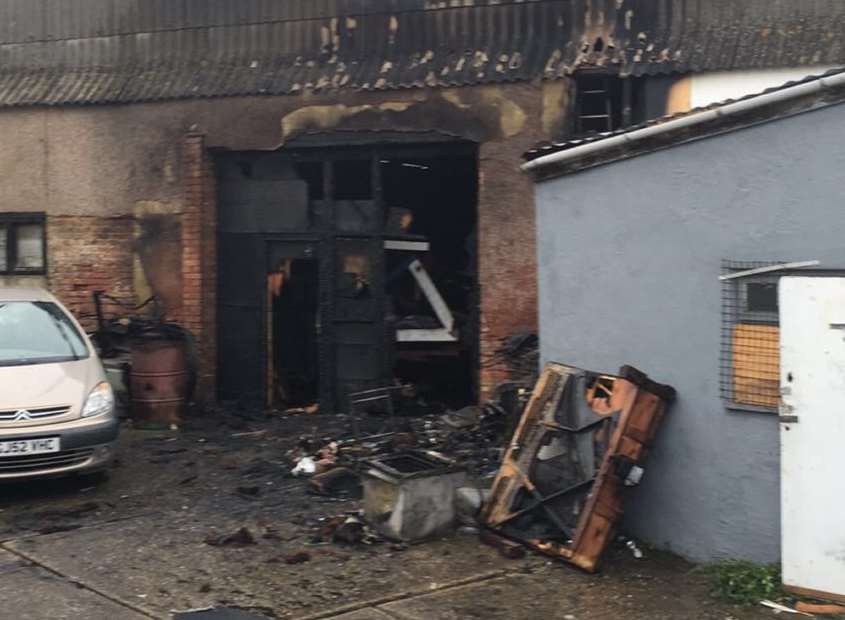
[47,215,135,330]
[181,134,218,401]
[476,141,539,399]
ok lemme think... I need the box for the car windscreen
[0,301,90,367]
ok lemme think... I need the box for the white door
[780,276,845,600]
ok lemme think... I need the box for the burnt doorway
[267,243,319,408]
[215,140,478,414]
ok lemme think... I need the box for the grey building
[523,69,845,562]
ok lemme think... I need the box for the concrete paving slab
[4,517,511,619]
[0,549,148,620]
[379,575,561,620]
[376,568,772,620]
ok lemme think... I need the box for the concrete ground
[0,414,773,620]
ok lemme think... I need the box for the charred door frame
[216,140,478,414]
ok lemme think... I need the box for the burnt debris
[481,363,675,573]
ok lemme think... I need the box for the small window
[573,73,645,136]
[720,262,781,412]
[745,281,778,314]
[0,214,46,275]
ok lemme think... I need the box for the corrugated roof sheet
[523,66,845,162]
[1,0,845,107]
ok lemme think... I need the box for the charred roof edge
[522,71,845,179]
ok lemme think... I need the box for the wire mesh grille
[720,260,781,410]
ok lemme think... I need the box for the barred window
[720,261,781,412]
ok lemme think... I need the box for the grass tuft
[698,560,784,606]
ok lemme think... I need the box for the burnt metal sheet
[0,1,844,107]
[482,362,675,572]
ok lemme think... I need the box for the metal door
[217,234,264,401]
[779,276,845,601]
[332,236,386,409]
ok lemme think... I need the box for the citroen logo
[13,410,32,421]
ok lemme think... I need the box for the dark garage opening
[380,153,478,409]
[215,141,478,414]
[268,257,319,408]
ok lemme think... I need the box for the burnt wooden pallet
[481,362,675,573]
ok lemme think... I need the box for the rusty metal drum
[130,339,188,429]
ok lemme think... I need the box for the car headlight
[82,382,114,418]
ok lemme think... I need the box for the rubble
[283,404,320,416]
[235,485,262,499]
[626,540,644,559]
[441,405,482,429]
[282,550,311,565]
[290,457,316,477]
[310,512,381,546]
[162,359,673,573]
[308,467,361,498]
[205,527,257,547]
[479,530,526,560]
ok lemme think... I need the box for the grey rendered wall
[535,103,845,563]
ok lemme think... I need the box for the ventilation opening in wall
[720,260,782,411]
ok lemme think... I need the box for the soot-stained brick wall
[47,215,135,329]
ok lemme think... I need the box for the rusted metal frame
[568,383,643,543]
[488,393,612,532]
[483,363,672,572]
[527,486,576,539]
[541,416,607,434]
[481,369,565,525]
[493,478,596,531]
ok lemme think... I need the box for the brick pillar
[181,133,217,402]
[476,139,539,400]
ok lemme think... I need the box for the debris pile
[206,359,674,575]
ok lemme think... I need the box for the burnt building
[0,0,842,412]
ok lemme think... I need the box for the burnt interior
[215,141,478,414]
[381,154,478,409]
[269,258,319,406]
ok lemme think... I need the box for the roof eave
[523,71,845,180]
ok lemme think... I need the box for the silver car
[0,288,119,481]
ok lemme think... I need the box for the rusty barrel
[130,338,188,429]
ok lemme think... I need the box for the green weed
[698,560,784,606]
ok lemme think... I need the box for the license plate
[0,437,60,457]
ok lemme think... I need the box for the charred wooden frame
[482,362,675,572]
